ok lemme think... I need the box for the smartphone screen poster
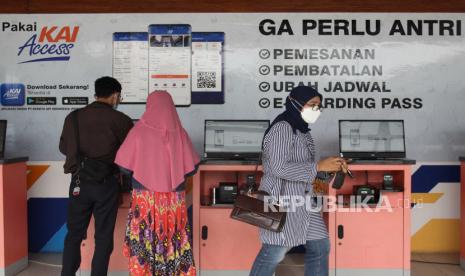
[148,24,192,106]
[191,32,225,104]
[112,32,149,104]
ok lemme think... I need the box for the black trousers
[61,175,120,276]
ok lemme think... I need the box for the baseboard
[199,270,250,276]
[78,271,129,276]
[0,257,28,276]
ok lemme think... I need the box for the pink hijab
[115,91,200,192]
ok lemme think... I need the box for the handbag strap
[255,148,285,202]
[71,110,83,166]
[253,151,261,182]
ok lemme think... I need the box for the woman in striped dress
[250,86,348,276]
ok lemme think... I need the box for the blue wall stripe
[40,224,67,252]
[412,165,460,193]
[28,198,68,252]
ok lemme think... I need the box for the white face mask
[290,97,322,124]
[112,93,121,110]
[301,107,321,124]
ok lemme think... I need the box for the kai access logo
[17,25,79,64]
[1,84,25,106]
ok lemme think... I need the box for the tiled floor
[16,253,61,276]
[411,253,465,276]
[15,252,465,276]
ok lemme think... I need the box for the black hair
[94,76,122,98]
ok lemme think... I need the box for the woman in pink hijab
[115,91,200,275]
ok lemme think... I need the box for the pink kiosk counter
[0,157,28,276]
[460,157,465,270]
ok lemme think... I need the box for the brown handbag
[230,155,287,232]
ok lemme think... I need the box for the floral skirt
[123,189,196,276]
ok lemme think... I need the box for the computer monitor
[204,120,270,160]
[339,120,406,159]
[0,120,6,159]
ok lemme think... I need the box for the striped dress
[259,121,329,247]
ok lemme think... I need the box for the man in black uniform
[59,76,133,276]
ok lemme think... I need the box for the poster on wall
[191,32,225,104]
[0,14,464,161]
[148,24,192,106]
[112,32,149,104]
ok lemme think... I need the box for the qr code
[197,72,216,88]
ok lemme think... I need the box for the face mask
[113,94,120,110]
[112,99,119,110]
[301,107,321,124]
[289,97,321,124]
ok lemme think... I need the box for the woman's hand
[317,157,345,172]
[340,159,349,174]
